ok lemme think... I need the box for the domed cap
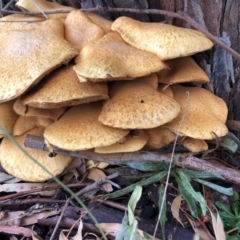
[157,57,209,84]
[111,16,214,60]
[44,102,129,151]
[20,65,109,109]
[0,127,72,182]
[95,130,148,153]
[73,32,167,82]
[64,10,105,50]
[98,76,180,129]
[0,100,19,138]
[0,18,78,102]
[13,98,67,121]
[164,85,228,140]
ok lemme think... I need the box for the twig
[24,135,240,185]
[0,198,66,206]
[50,198,70,240]
[72,173,120,199]
[2,0,15,11]
[0,182,88,201]
[0,7,240,60]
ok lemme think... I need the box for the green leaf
[123,161,165,172]
[174,173,198,218]
[195,179,233,196]
[220,137,238,153]
[177,169,207,215]
[158,184,166,240]
[128,185,142,225]
[180,168,224,180]
[116,214,129,240]
[100,170,168,199]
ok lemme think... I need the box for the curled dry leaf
[87,168,113,192]
[59,220,83,240]
[171,194,184,227]
[209,208,226,240]
[86,159,109,170]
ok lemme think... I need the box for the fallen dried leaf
[171,194,184,227]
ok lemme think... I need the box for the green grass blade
[180,168,224,180]
[195,179,233,196]
[158,183,166,240]
[100,170,168,199]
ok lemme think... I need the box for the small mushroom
[157,57,209,84]
[180,137,208,152]
[95,130,148,153]
[111,16,214,60]
[164,84,228,140]
[98,75,180,129]
[13,98,67,121]
[0,18,78,102]
[145,126,176,149]
[13,116,53,136]
[20,64,109,109]
[64,10,105,50]
[44,102,129,151]
[73,32,167,82]
[0,127,72,182]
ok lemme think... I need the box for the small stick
[72,173,120,199]
[49,198,70,240]
[24,135,240,185]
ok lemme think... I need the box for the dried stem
[0,6,240,60]
[25,135,240,185]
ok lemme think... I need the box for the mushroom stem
[25,134,240,185]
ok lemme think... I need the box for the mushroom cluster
[0,0,228,182]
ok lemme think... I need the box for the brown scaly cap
[73,32,167,82]
[13,98,67,121]
[98,76,180,129]
[0,127,72,182]
[0,18,78,102]
[164,85,228,140]
[157,57,209,84]
[44,102,129,151]
[111,16,214,60]
[95,130,148,153]
[64,10,105,50]
[0,100,19,138]
[20,65,109,109]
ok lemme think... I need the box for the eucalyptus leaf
[174,172,199,218]
[220,137,238,153]
[100,170,168,199]
[124,161,165,172]
[195,179,233,196]
[128,185,142,225]
[180,168,224,180]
